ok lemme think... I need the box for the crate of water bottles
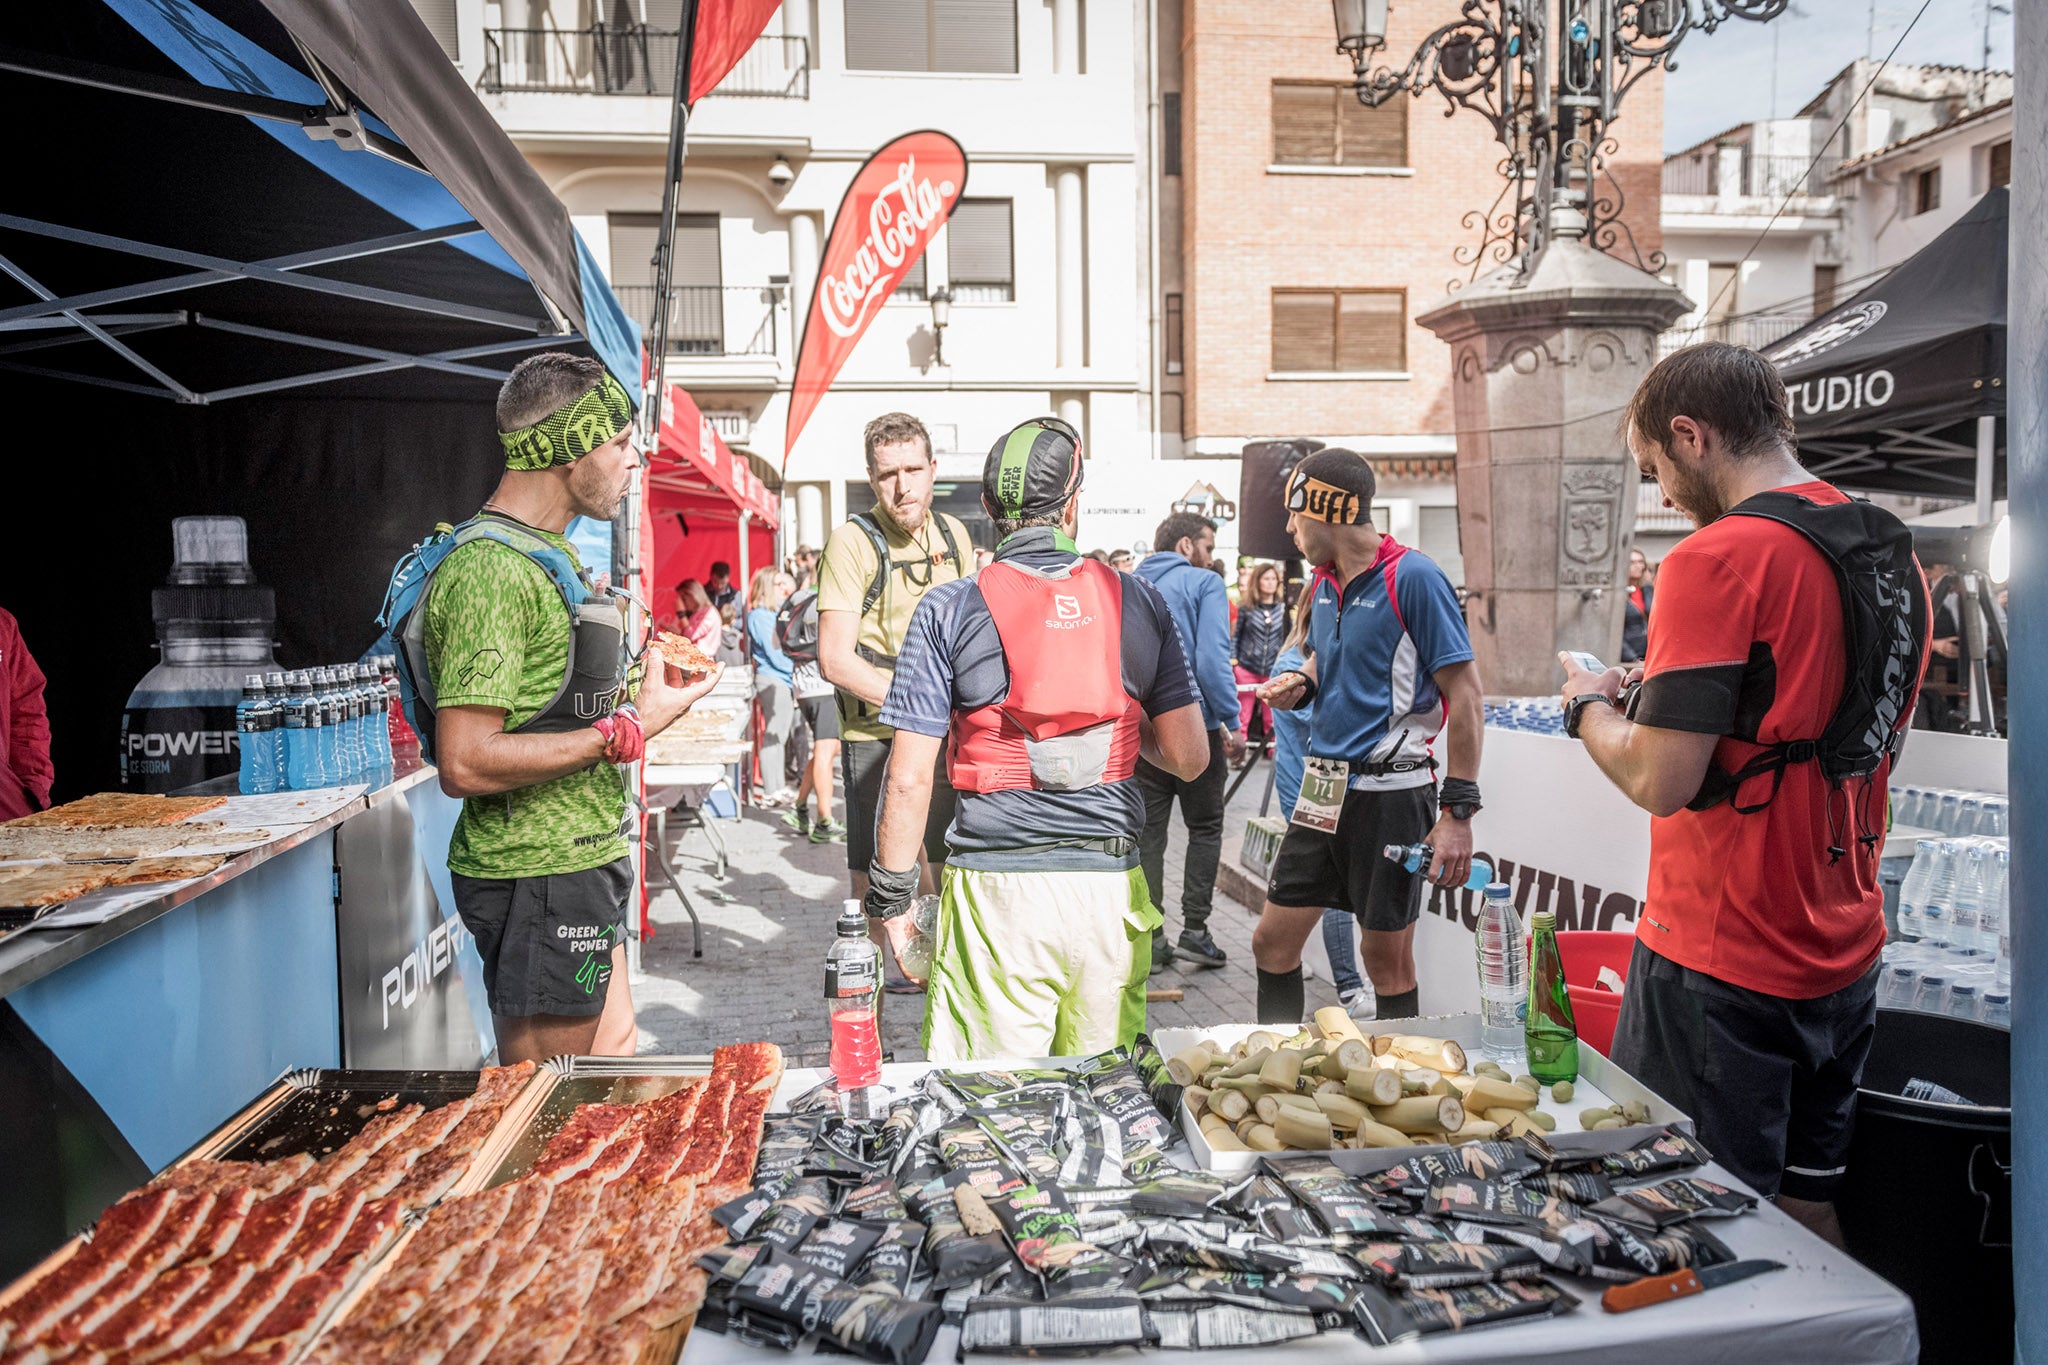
[1884,787,2011,1030]
[1483,696,1568,736]
[234,656,414,795]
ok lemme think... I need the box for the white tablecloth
[680,1061,1917,1365]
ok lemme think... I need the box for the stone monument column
[1417,237,1690,697]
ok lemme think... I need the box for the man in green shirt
[425,353,721,1066]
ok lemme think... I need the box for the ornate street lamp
[1334,1,1784,281]
[928,287,953,367]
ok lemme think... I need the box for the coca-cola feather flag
[685,0,786,104]
[784,131,968,465]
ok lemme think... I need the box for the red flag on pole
[784,131,968,466]
[686,0,787,103]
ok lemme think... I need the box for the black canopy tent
[0,0,640,798]
[1763,188,2007,506]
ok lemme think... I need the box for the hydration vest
[947,558,1144,794]
[1667,490,1931,861]
[377,515,625,763]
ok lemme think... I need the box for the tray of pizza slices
[0,793,273,915]
[0,1059,546,1362]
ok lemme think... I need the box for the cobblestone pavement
[632,760,1363,1069]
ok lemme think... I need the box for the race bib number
[1291,757,1349,834]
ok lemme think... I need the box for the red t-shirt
[1631,481,1925,999]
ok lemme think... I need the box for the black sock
[1257,968,1305,1024]
[1376,987,1420,1020]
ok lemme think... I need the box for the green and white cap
[982,417,1084,520]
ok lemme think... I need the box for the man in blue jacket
[1136,513,1246,973]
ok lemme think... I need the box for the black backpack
[849,511,967,616]
[1681,491,1931,861]
[776,587,821,664]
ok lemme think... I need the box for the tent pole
[642,0,702,451]
[1975,413,1996,522]
[739,511,752,596]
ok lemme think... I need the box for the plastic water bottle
[1913,972,1950,1015]
[235,676,273,795]
[1993,849,2013,991]
[826,901,883,1090]
[1947,982,1979,1019]
[1880,963,1921,1009]
[1918,841,1966,945]
[1895,839,1939,941]
[896,894,941,983]
[1935,790,1963,834]
[1386,843,1497,892]
[1949,846,1990,950]
[1982,992,2011,1029]
[1474,883,1527,1063]
[1525,908,1580,1083]
[1980,797,2008,838]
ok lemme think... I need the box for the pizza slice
[650,632,716,677]
[9,794,228,829]
[107,855,228,886]
[0,863,120,907]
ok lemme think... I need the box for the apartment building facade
[418,0,1176,554]
[1167,0,1664,583]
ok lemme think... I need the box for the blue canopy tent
[0,0,640,798]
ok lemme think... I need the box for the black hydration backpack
[1682,490,1931,861]
[775,587,821,664]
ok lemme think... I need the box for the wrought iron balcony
[482,29,809,98]
[1661,151,1840,200]
[613,284,784,357]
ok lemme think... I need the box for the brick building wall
[1180,0,1662,448]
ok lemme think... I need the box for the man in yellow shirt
[817,414,973,983]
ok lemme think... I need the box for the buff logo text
[1293,477,1360,524]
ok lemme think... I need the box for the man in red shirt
[0,608,52,821]
[1560,344,1929,1247]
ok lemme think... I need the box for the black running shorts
[842,735,955,873]
[1265,784,1435,931]
[451,857,631,1019]
[1611,938,1879,1202]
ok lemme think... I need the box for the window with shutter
[410,0,459,59]
[1163,91,1182,175]
[1989,140,2011,189]
[846,0,1015,72]
[845,0,929,71]
[1336,290,1403,371]
[948,200,1013,302]
[609,213,721,352]
[1272,291,1336,371]
[900,254,928,301]
[1339,94,1405,167]
[1164,293,1183,374]
[1272,83,1337,164]
[1271,289,1405,373]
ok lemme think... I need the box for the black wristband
[1293,673,1319,706]
[863,862,919,920]
[1440,777,1481,820]
[1563,693,1617,740]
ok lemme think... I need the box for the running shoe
[779,808,811,834]
[1176,928,1227,969]
[809,819,848,844]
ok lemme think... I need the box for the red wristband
[592,704,645,763]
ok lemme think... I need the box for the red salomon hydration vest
[948,558,1143,793]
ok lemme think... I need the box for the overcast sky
[1660,0,2014,153]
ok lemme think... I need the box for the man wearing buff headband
[424,352,722,1065]
[1251,448,1485,1025]
[861,418,1211,1058]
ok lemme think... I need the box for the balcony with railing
[481,30,809,98]
[615,284,787,386]
[1661,152,1840,203]
[1657,312,1812,357]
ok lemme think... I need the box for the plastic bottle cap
[1484,882,1511,897]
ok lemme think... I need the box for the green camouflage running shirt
[423,532,627,878]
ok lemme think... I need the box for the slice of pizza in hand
[650,633,716,678]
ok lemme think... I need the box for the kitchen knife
[1601,1259,1786,1312]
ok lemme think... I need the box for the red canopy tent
[642,382,779,608]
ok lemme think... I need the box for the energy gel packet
[1349,1278,1578,1344]
[1591,1176,1758,1229]
[755,1113,829,1181]
[1350,1238,1548,1290]
[972,1101,1069,1185]
[1270,1157,1395,1236]
[853,1219,926,1294]
[1456,1213,1736,1283]
[700,1243,945,1365]
[1362,1139,1548,1200]
[1419,1176,1583,1229]
[752,1176,838,1250]
[1141,1222,1364,1281]
[1121,1171,1247,1222]
[796,1218,886,1279]
[1148,1302,1324,1350]
[958,1294,1154,1354]
[1070,1050,1174,1178]
[1519,1170,1615,1204]
[1129,1034,1187,1136]
[986,1182,1138,1296]
[711,1171,795,1240]
[1590,1126,1714,1179]
[904,1170,1011,1289]
[843,1176,912,1223]
[1220,1174,1319,1241]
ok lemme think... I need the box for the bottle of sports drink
[344,665,369,775]
[283,671,321,790]
[236,676,275,794]
[265,671,290,790]
[380,655,421,756]
[1473,883,1527,1064]
[308,668,339,782]
[826,900,883,1091]
[359,664,392,769]
[1525,908,1580,1084]
[1383,843,1497,891]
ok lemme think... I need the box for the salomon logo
[1054,595,1082,620]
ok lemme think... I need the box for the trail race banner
[784,131,967,464]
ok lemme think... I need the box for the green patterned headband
[499,372,635,470]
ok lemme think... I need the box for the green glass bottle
[1524,909,1580,1084]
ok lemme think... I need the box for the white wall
[1840,110,2013,275]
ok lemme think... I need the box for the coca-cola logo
[819,156,957,340]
